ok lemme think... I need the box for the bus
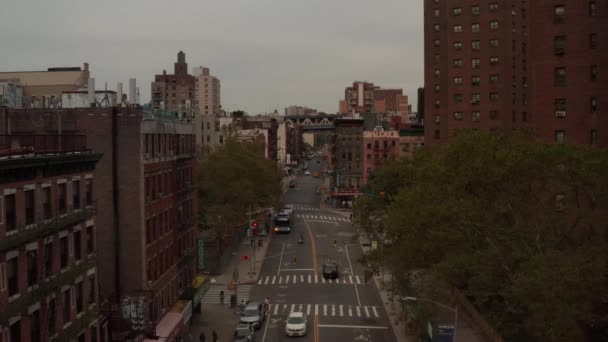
[274,214,291,233]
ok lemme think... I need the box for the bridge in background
[284,113,342,131]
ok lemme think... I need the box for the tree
[359,130,608,341]
[198,139,281,249]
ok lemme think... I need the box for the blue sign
[436,325,455,342]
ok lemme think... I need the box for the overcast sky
[0,0,423,114]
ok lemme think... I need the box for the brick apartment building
[0,134,103,341]
[331,118,364,207]
[151,51,195,116]
[362,128,400,185]
[1,107,200,341]
[424,0,607,147]
[192,67,222,149]
[339,82,411,118]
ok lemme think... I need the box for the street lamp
[402,296,458,340]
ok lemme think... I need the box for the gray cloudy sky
[0,0,423,114]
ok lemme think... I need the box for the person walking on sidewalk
[199,332,206,342]
[219,290,225,304]
[212,330,218,342]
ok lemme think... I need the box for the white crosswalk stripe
[348,306,353,317]
[201,284,252,305]
[364,306,370,318]
[339,305,344,316]
[372,306,380,318]
[267,304,382,319]
[332,305,336,316]
[306,304,311,316]
[256,274,367,285]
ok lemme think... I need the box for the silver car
[239,302,266,329]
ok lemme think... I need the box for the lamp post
[402,296,458,341]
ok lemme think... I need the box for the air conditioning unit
[555,110,566,118]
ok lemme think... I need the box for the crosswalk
[287,205,320,211]
[268,303,381,319]
[257,274,365,285]
[296,214,351,222]
[202,284,253,304]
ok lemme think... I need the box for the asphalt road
[248,158,398,342]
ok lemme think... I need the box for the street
[248,159,398,342]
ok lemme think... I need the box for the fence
[452,288,504,342]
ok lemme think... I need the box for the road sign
[437,325,455,342]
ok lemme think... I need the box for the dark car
[322,262,339,279]
[239,302,266,329]
[233,324,255,341]
[288,180,297,188]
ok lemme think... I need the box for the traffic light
[242,255,249,261]
[250,220,259,236]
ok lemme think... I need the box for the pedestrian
[212,330,218,342]
[199,332,206,342]
[219,290,225,304]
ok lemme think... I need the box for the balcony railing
[0,206,96,253]
[0,256,96,323]
[0,135,90,157]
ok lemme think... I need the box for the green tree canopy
[198,139,281,240]
[357,130,608,341]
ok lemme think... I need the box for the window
[554,35,566,55]
[472,93,480,104]
[91,325,98,342]
[490,39,499,47]
[490,56,499,65]
[45,242,53,278]
[555,194,566,211]
[63,289,71,323]
[591,97,598,112]
[555,130,565,143]
[434,115,440,124]
[591,130,598,145]
[454,42,463,50]
[453,59,463,67]
[434,54,440,64]
[74,230,82,261]
[434,9,439,17]
[554,67,567,86]
[472,111,480,121]
[434,39,440,47]
[76,282,83,314]
[555,98,567,117]
[472,23,480,33]
[25,190,35,225]
[453,25,462,32]
[86,226,95,255]
[589,1,597,16]
[48,297,56,336]
[434,130,440,140]
[453,7,462,15]
[434,24,440,32]
[434,69,440,77]
[489,3,498,11]
[27,250,37,287]
[490,110,499,120]
[454,77,463,85]
[9,321,21,342]
[590,33,597,48]
[472,76,480,86]
[554,5,566,22]
[472,5,480,16]
[60,237,68,269]
[472,58,480,68]
[4,194,16,231]
[591,65,598,81]
[490,92,499,102]
[7,257,18,296]
[453,112,463,120]
[434,84,440,93]
[490,74,499,84]
[88,275,96,305]
[472,40,480,50]
[31,310,41,342]
[454,94,463,103]
[58,183,67,215]
[43,187,52,220]
[435,99,440,108]
[490,20,499,29]
[85,179,93,206]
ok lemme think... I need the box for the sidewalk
[210,231,273,285]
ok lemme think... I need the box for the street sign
[371,240,378,250]
[437,325,455,342]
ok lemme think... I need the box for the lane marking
[349,276,353,284]
[277,242,285,276]
[372,306,379,318]
[279,276,283,284]
[303,219,318,273]
[323,305,327,316]
[315,275,318,283]
[356,306,361,317]
[321,277,325,284]
[345,245,362,307]
[308,275,311,283]
[306,304,311,316]
[298,304,303,312]
[348,306,353,317]
[279,268,314,271]
[355,276,361,284]
[331,305,336,316]
[315,304,319,316]
[272,275,276,284]
[339,305,344,316]
[264,276,269,285]
[258,279,262,285]
[261,305,272,342]
[317,324,389,330]
[300,275,304,283]
[364,306,370,318]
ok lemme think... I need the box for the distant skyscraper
[424,0,607,147]
[192,66,222,149]
[151,51,196,114]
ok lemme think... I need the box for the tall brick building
[0,134,103,341]
[331,118,364,207]
[151,51,196,116]
[362,128,400,185]
[424,0,607,147]
[1,107,200,341]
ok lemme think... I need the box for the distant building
[0,80,23,108]
[193,67,222,149]
[1,107,200,341]
[242,117,278,161]
[424,0,607,147]
[235,128,270,159]
[398,124,425,158]
[151,51,195,116]
[0,63,90,108]
[285,106,316,116]
[340,82,411,119]
[362,128,400,185]
[331,118,364,207]
[0,132,103,341]
[61,90,117,108]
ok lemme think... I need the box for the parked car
[233,324,256,341]
[285,312,307,337]
[322,262,339,279]
[239,302,266,329]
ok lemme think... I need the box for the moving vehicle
[304,170,310,176]
[233,324,255,341]
[274,214,291,233]
[288,180,297,188]
[239,302,266,329]
[322,262,339,279]
[312,171,320,178]
[281,205,294,215]
[285,312,307,337]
